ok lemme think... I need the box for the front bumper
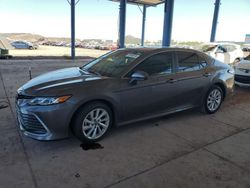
[235,74,250,87]
[16,99,74,140]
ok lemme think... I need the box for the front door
[118,51,176,122]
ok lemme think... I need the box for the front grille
[16,94,33,100]
[235,74,250,84]
[17,111,47,134]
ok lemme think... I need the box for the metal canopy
[110,0,165,6]
[210,0,221,42]
[68,0,222,59]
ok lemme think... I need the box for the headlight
[28,95,71,106]
[227,69,235,75]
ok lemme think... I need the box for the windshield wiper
[80,67,101,76]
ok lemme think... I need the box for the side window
[198,54,208,67]
[222,45,231,52]
[131,52,173,76]
[176,52,205,72]
[228,45,236,52]
[221,45,236,52]
[217,45,227,52]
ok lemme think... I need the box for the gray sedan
[16,48,234,143]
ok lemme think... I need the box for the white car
[202,43,243,65]
[235,55,250,87]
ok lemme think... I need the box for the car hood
[18,67,102,95]
[237,59,250,69]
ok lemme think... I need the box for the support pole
[71,0,75,60]
[141,5,147,46]
[162,0,174,47]
[119,0,127,48]
[210,0,221,42]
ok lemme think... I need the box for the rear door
[174,50,211,107]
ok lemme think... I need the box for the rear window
[176,52,207,72]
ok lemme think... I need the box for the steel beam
[141,5,147,46]
[162,0,174,47]
[71,0,75,59]
[210,0,221,42]
[119,0,127,48]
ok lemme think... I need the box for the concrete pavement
[0,59,250,188]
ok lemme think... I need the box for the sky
[0,0,250,42]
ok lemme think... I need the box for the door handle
[203,72,212,77]
[166,78,177,83]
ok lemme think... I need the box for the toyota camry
[16,48,234,143]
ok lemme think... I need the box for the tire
[72,102,113,143]
[202,85,223,114]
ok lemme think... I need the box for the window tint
[177,52,206,72]
[132,52,173,76]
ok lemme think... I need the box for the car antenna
[29,67,32,80]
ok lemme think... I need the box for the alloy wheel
[207,88,222,112]
[82,108,110,140]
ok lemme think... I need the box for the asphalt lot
[0,59,250,188]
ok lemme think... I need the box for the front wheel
[73,102,113,143]
[202,85,223,114]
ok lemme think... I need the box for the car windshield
[202,45,217,52]
[82,50,142,77]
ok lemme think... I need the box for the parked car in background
[16,48,234,143]
[235,55,250,86]
[11,41,38,50]
[202,43,243,65]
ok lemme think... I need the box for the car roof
[121,47,202,54]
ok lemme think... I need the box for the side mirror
[129,71,149,85]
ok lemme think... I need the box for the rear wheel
[202,85,223,114]
[73,102,112,143]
